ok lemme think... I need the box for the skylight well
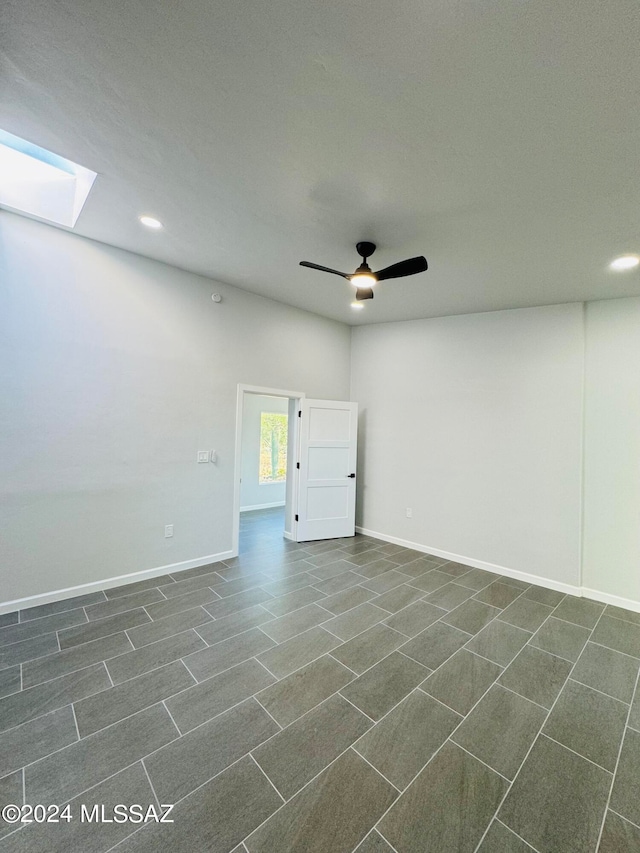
[0,129,96,227]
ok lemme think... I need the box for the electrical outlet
[164,524,174,538]
[406,508,413,518]
[197,451,209,463]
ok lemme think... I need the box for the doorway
[232,384,304,558]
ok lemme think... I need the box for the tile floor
[1,507,640,851]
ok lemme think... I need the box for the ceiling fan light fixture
[610,255,639,271]
[350,272,377,287]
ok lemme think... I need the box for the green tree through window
[259,412,288,483]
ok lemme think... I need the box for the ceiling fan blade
[355,287,374,300]
[299,261,350,279]
[374,256,428,282]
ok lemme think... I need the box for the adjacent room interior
[1,1,640,851]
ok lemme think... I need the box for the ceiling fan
[300,242,428,301]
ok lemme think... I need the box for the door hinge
[296,462,300,469]
[295,514,299,522]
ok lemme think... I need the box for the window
[259,412,287,483]
[0,128,97,227]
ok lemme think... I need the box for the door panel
[296,399,358,541]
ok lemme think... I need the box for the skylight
[0,129,97,227]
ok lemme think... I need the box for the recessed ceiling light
[350,301,364,310]
[139,215,163,229]
[0,128,96,227]
[610,255,639,271]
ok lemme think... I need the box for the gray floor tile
[465,619,532,667]
[0,770,22,840]
[354,559,404,580]
[355,689,460,789]
[25,704,177,805]
[530,616,590,662]
[599,811,640,853]
[182,628,273,682]
[257,626,339,679]
[128,606,213,648]
[308,559,355,580]
[145,697,278,803]
[58,609,151,650]
[443,599,501,635]
[604,605,640,626]
[360,570,411,594]
[456,568,501,591]
[0,613,18,628]
[543,679,627,771]
[259,603,328,643]
[167,658,275,733]
[629,682,640,730]
[498,598,554,632]
[317,586,377,615]
[423,582,474,611]
[75,660,194,737]
[398,557,446,578]
[85,589,164,622]
[406,569,452,593]
[20,592,106,622]
[261,573,315,598]
[331,624,406,674]
[0,609,87,647]
[204,587,274,620]
[311,571,364,596]
[105,575,176,599]
[1,763,154,853]
[422,649,502,715]
[0,667,20,700]
[499,735,611,853]
[108,630,206,684]
[109,756,282,853]
[0,632,59,670]
[144,586,221,620]
[380,547,424,566]
[195,605,273,646]
[523,585,566,608]
[398,621,471,670]
[340,652,430,720]
[321,603,388,641]
[477,820,537,852]
[383,601,446,637]
[473,582,524,609]
[552,595,604,629]
[353,831,396,853]
[592,615,640,659]
[0,706,78,775]
[610,728,640,826]
[344,549,392,568]
[499,645,572,708]
[171,560,226,580]
[262,586,327,617]
[572,642,640,704]
[157,572,227,599]
[246,749,397,853]
[378,741,507,853]
[253,694,371,799]
[452,684,546,779]
[0,663,109,733]
[256,655,354,727]
[22,633,132,688]
[373,584,425,613]
[439,560,477,578]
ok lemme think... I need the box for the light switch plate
[197,451,209,463]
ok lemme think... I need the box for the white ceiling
[2,0,640,324]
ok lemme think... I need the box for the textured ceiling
[2,0,640,324]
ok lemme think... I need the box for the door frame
[232,384,305,558]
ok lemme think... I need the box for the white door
[295,399,358,542]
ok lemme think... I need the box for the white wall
[240,394,288,510]
[351,304,585,589]
[583,297,640,604]
[0,212,351,606]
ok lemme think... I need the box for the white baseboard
[0,550,235,616]
[240,501,285,512]
[283,530,293,541]
[357,526,583,597]
[581,587,640,615]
